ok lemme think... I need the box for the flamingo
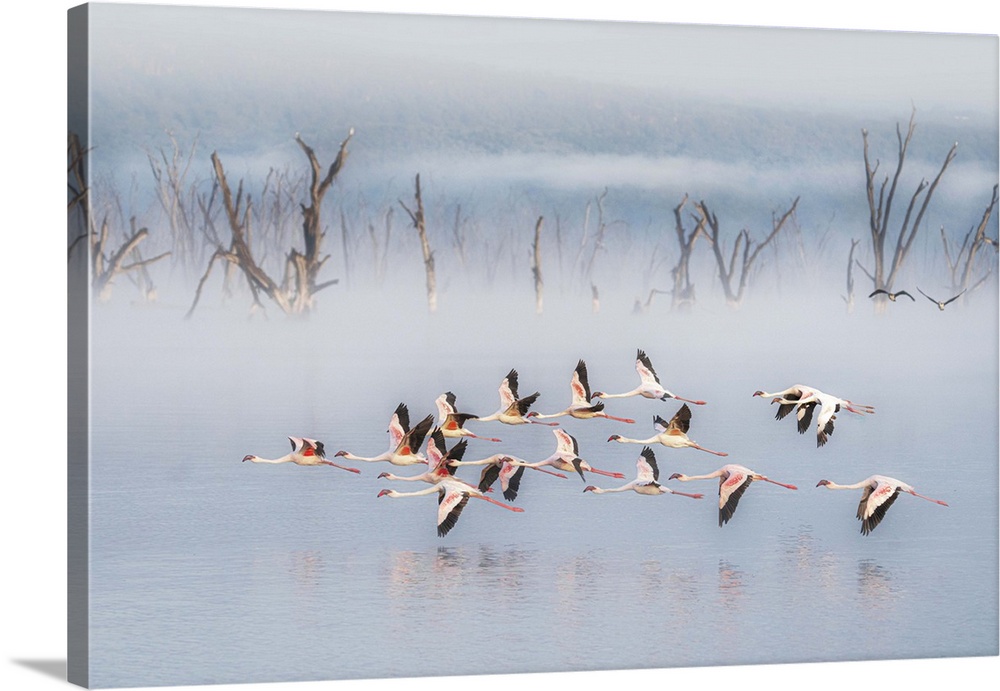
[377,477,524,537]
[528,359,635,423]
[508,428,625,482]
[334,403,434,465]
[448,453,568,502]
[475,369,557,426]
[668,464,798,526]
[583,447,704,499]
[591,349,706,405]
[377,429,473,486]
[752,384,821,422]
[434,391,501,442]
[816,475,948,535]
[242,436,361,474]
[607,404,728,456]
[917,287,966,311]
[771,390,875,447]
[869,289,915,302]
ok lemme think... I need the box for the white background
[2,1,997,690]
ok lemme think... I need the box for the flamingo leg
[473,495,525,512]
[672,396,707,405]
[670,490,704,499]
[908,490,949,506]
[601,414,636,424]
[588,468,626,479]
[320,460,362,474]
[760,477,798,490]
[529,419,560,426]
[692,444,728,457]
[469,433,503,442]
[530,467,568,479]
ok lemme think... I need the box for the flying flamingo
[448,453,568,501]
[434,391,501,442]
[377,429,473,486]
[242,436,361,474]
[508,428,625,482]
[377,477,524,537]
[668,464,798,526]
[528,359,635,423]
[583,447,704,499]
[475,369,557,426]
[607,404,728,456]
[917,287,966,311]
[771,390,875,447]
[816,475,948,535]
[335,403,434,466]
[869,289,915,302]
[752,384,821,422]
[591,349,706,405]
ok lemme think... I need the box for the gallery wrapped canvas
[67,2,998,688]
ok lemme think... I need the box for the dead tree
[697,197,799,308]
[843,238,860,313]
[69,134,170,301]
[531,216,544,314]
[147,132,199,271]
[669,194,705,311]
[186,129,352,317]
[940,183,999,303]
[400,173,437,313]
[857,109,958,311]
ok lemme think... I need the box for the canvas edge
[68,3,90,688]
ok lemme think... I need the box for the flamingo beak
[816,480,829,487]
[583,486,597,493]
[377,489,391,498]
[667,473,683,481]
[242,455,254,462]
[334,450,347,457]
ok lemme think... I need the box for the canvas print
[67,3,999,688]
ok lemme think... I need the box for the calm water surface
[87,293,999,687]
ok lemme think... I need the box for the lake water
[86,289,999,688]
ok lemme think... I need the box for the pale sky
[87,1,998,116]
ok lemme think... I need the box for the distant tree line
[68,110,998,316]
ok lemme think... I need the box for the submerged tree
[186,129,353,317]
[68,132,169,302]
[857,109,958,311]
[400,173,437,314]
[940,183,999,303]
[669,194,704,311]
[697,196,799,308]
[531,216,544,314]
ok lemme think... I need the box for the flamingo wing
[570,458,588,481]
[859,480,900,535]
[389,403,411,448]
[719,469,753,526]
[774,392,802,421]
[499,369,520,407]
[667,404,692,434]
[514,392,541,417]
[553,428,579,456]
[478,463,501,493]
[437,486,471,537]
[796,402,817,435]
[398,414,434,456]
[571,360,592,405]
[445,413,478,431]
[499,463,525,502]
[637,447,658,483]
[635,349,661,385]
[435,394,455,421]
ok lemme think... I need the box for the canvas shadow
[12,659,67,681]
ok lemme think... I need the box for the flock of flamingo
[242,349,948,537]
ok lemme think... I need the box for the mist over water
[86,280,998,686]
